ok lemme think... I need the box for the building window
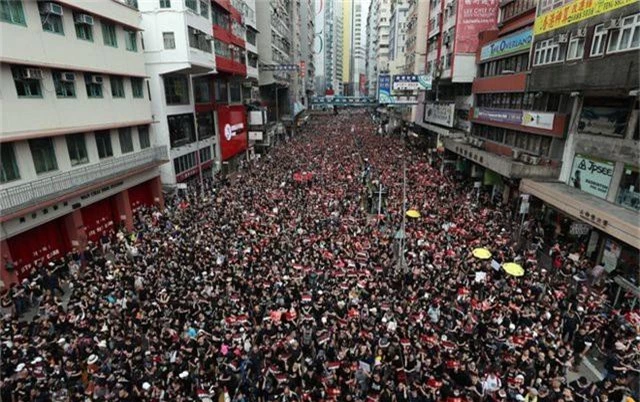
[118,127,134,153]
[29,138,58,174]
[102,22,118,47]
[66,133,89,166]
[39,2,64,34]
[194,77,211,103]
[164,75,189,105]
[199,146,212,162]
[95,130,113,158]
[199,0,208,17]
[0,143,20,183]
[168,113,196,148]
[215,80,228,103]
[125,30,137,51]
[131,77,144,98]
[160,0,170,8]
[52,71,76,98]
[617,166,639,211]
[566,33,585,60]
[73,12,93,41]
[246,29,256,45]
[11,67,43,98]
[229,80,242,103]
[590,24,607,56]
[196,111,214,139]
[163,31,175,49]
[608,13,640,53]
[1,0,26,25]
[212,6,229,29]
[188,26,212,52]
[214,41,230,58]
[138,126,150,149]
[110,76,125,98]
[533,38,564,66]
[85,73,103,98]
[185,0,197,12]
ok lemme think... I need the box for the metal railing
[0,146,168,216]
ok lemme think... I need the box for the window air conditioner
[512,149,520,160]
[574,27,586,37]
[40,2,63,16]
[61,72,76,82]
[530,156,540,165]
[91,75,104,84]
[74,13,94,25]
[557,33,569,43]
[19,68,43,80]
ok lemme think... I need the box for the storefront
[6,217,71,281]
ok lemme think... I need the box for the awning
[416,122,452,137]
[520,179,640,250]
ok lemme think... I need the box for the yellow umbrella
[472,247,492,260]
[503,262,525,277]
[406,209,421,218]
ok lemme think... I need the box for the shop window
[0,142,20,183]
[590,24,607,56]
[607,13,640,54]
[196,111,215,139]
[52,71,76,98]
[1,0,26,25]
[616,166,639,211]
[138,126,151,149]
[29,138,58,174]
[95,130,113,158]
[66,133,89,166]
[168,113,196,148]
[164,75,189,105]
[118,128,134,153]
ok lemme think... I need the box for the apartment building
[521,0,639,282]
[388,0,409,76]
[0,0,167,285]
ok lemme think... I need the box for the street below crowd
[1,111,638,402]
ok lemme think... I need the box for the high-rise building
[404,0,429,77]
[299,0,316,103]
[388,0,409,75]
[364,0,390,97]
[0,0,168,285]
[314,0,343,95]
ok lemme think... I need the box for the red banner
[455,0,499,54]
[218,105,248,161]
[359,74,366,94]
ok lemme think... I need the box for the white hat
[15,363,25,372]
[87,354,99,365]
[577,306,585,312]
[57,338,66,345]
[142,382,151,390]
[178,371,189,379]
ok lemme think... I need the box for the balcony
[0,146,168,217]
[215,56,247,75]
[444,139,561,180]
[213,25,245,48]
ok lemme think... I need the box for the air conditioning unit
[512,149,520,160]
[557,33,569,43]
[574,27,587,37]
[40,2,63,16]
[605,18,621,30]
[205,34,214,41]
[74,13,94,25]
[19,68,43,80]
[519,153,529,163]
[530,156,540,165]
[61,72,75,82]
[443,35,450,46]
[90,75,103,85]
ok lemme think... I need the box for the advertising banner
[392,75,433,91]
[260,64,299,71]
[480,28,533,61]
[377,74,392,103]
[473,108,523,125]
[359,74,366,95]
[248,131,263,141]
[569,154,614,199]
[522,111,555,130]
[534,0,636,35]
[218,105,248,161]
[578,106,629,136]
[424,103,456,127]
[455,0,500,54]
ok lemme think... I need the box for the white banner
[248,131,263,141]
[424,103,456,128]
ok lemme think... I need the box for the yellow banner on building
[534,0,636,35]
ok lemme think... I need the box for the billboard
[522,111,555,130]
[392,75,433,91]
[534,0,636,35]
[377,74,392,103]
[569,154,614,199]
[455,0,500,54]
[480,28,533,61]
[578,106,629,136]
[218,105,248,161]
[473,108,556,130]
[424,103,456,127]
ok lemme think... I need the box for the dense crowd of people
[1,110,638,402]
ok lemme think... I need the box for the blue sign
[480,28,533,62]
[392,75,432,91]
[377,74,392,103]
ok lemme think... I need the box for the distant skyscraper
[314,0,343,95]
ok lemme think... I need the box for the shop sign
[570,222,591,236]
[455,0,500,53]
[578,106,629,136]
[424,103,456,127]
[248,131,263,141]
[392,75,432,91]
[569,154,614,199]
[474,107,522,125]
[522,111,555,130]
[534,0,636,35]
[480,28,533,61]
[578,209,609,229]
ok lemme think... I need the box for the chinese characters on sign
[456,0,500,54]
[534,0,636,35]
